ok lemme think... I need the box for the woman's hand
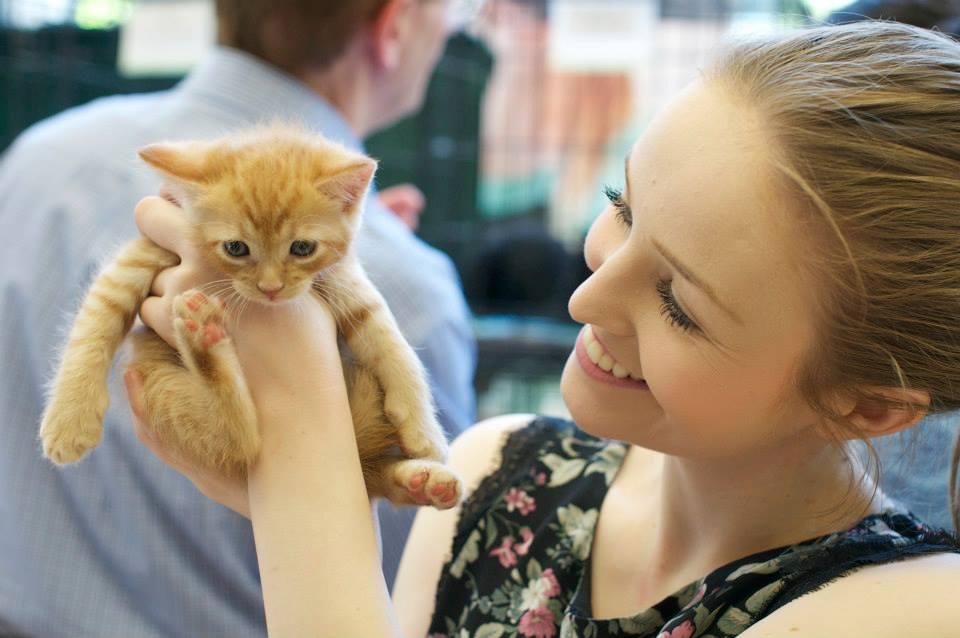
[377,183,425,232]
[134,196,220,347]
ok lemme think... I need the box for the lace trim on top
[432,417,553,616]
[767,516,960,613]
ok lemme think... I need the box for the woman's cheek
[643,344,730,438]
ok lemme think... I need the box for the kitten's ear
[316,158,377,214]
[138,142,216,185]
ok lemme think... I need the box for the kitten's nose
[258,282,285,300]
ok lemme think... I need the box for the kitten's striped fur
[39,124,461,509]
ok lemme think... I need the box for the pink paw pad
[408,472,428,490]
[202,321,226,348]
[436,483,459,505]
[184,319,199,332]
[185,292,207,311]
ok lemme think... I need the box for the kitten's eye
[223,241,250,257]
[290,240,317,257]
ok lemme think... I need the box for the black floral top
[427,417,960,638]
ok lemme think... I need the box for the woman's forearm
[247,357,400,637]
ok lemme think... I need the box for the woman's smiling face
[561,80,826,459]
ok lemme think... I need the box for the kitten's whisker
[221,291,243,322]
[196,279,234,295]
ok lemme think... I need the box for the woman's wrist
[232,298,342,403]
[246,354,399,636]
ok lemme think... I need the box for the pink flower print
[505,488,537,515]
[489,537,518,568]
[535,472,547,486]
[541,568,561,597]
[518,605,557,638]
[515,527,535,556]
[657,619,695,638]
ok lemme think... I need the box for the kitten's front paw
[388,459,463,509]
[40,409,103,464]
[173,290,229,354]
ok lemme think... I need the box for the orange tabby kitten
[39,124,461,509]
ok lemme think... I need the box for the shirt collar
[176,46,363,152]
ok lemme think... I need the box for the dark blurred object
[464,216,586,320]
[828,0,960,37]
[0,25,179,152]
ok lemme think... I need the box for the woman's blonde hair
[707,21,960,529]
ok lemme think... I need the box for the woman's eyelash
[603,185,632,225]
[656,279,699,333]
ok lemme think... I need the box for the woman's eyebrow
[652,238,743,326]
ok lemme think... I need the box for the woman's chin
[560,352,619,439]
[560,350,662,443]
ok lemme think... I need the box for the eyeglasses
[423,0,486,31]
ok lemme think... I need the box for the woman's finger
[124,372,162,453]
[134,196,190,254]
[150,266,177,297]
[139,296,175,345]
[123,369,147,419]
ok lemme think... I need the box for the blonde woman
[128,21,960,637]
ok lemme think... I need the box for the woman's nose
[568,265,634,336]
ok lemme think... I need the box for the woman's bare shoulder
[448,413,536,493]
[740,552,960,637]
[392,413,535,638]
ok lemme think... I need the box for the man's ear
[367,0,414,70]
[832,386,930,438]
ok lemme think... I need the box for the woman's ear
[833,386,930,438]
[367,0,414,70]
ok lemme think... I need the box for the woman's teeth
[584,326,643,381]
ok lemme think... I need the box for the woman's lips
[575,326,648,389]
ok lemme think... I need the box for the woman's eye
[603,185,632,226]
[656,279,700,334]
[223,240,250,257]
[290,240,318,257]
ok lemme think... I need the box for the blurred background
[2,0,955,421]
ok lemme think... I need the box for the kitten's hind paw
[385,459,463,509]
[40,414,102,465]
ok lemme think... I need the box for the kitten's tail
[39,237,178,465]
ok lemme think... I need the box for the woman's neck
[618,433,882,586]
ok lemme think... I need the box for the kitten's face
[193,181,352,304]
[140,125,376,305]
